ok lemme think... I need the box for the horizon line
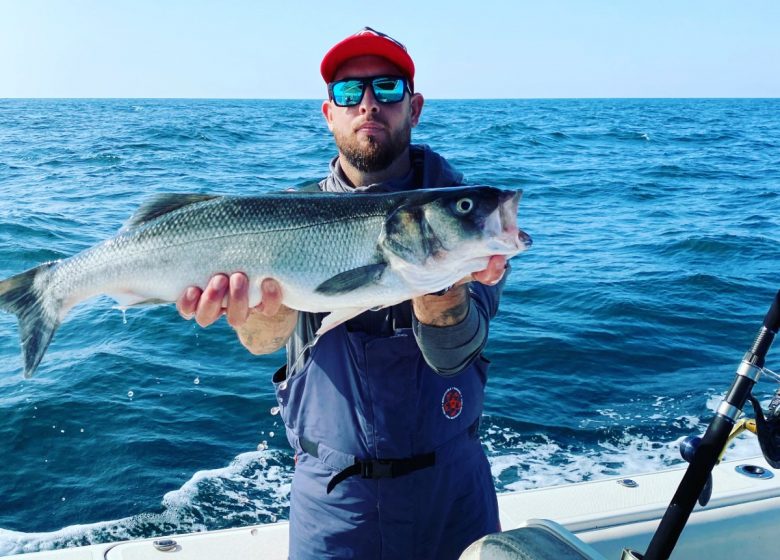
[2,96,779,101]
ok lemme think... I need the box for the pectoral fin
[314,263,387,295]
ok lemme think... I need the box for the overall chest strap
[299,417,480,494]
[324,452,435,494]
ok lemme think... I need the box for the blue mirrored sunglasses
[328,76,411,107]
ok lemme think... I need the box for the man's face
[322,56,423,174]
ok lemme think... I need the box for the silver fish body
[0,186,531,377]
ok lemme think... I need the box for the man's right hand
[176,273,284,328]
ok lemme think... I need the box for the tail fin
[0,263,61,378]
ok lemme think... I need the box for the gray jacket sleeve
[412,266,509,376]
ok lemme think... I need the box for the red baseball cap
[320,27,415,88]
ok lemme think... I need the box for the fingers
[178,273,285,329]
[194,274,229,327]
[472,255,508,286]
[226,273,250,328]
[176,286,202,319]
[256,278,283,317]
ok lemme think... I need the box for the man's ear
[410,93,424,128]
[322,99,335,132]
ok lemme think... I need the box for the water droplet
[193,377,200,385]
[269,431,275,438]
[61,497,66,502]
[270,406,280,416]
[80,428,84,433]
[60,429,65,434]
[128,390,134,399]
[120,308,128,324]
[257,441,268,451]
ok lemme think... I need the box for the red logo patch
[442,387,463,419]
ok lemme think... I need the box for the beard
[334,121,411,174]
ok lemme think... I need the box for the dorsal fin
[121,193,219,231]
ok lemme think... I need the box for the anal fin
[112,293,171,308]
[316,307,370,336]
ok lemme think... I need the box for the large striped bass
[0,186,531,377]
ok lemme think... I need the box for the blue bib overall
[275,318,500,559]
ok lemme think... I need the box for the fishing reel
[677,375,780,508]
[748,382,780,468]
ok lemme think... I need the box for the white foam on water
[486,418,763,495]
[161,449,292,525]
[0,513,156,557]
[0,449,293,556]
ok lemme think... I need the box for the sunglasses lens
[331,80,365,106]
[372,77,406,103]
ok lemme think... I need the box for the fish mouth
[516,228,533,250]
[492,190,532,252]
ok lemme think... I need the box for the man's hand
[176,273,284,328]
[176,273,297,355]
[471,255,508,286]
[412,255,508,327]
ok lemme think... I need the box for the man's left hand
[412,255,508,327]
[470,255,508,286]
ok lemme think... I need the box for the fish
[0,186,531,377]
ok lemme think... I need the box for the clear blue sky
[1,0,778,99]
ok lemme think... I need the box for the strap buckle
[361,459,394,479]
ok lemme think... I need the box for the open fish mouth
[515,228,533,250]
[485,190,532,252]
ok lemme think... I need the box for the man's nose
[358,86,380,113]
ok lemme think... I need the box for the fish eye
[454,198,474,214]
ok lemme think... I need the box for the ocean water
[0,98,779,555]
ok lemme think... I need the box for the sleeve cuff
[413,300,486,375]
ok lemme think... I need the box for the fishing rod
[624,290,780,560]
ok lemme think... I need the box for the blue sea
[0,98,778,555]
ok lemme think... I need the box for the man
[177,27,507,560]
